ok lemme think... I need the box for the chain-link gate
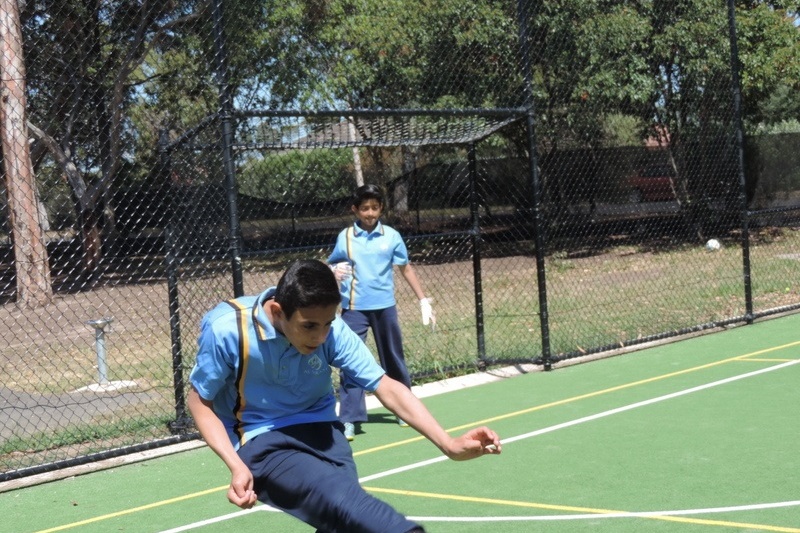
[2,0,799,481]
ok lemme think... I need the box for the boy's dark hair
[274,260,341,318]
[352,184,384,208]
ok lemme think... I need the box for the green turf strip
[4,313,799,533]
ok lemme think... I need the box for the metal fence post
[727,0,754,324]
[516,0,552,369]
[468,143,487,365]
[211,0,244,298]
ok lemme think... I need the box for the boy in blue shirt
[328,184,434,441]
[188,259,501,533]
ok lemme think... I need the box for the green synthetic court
[4,313,800,533]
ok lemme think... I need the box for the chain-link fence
[1,0,798,481]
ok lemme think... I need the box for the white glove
[420,297,435,328]
[330,262,353,282]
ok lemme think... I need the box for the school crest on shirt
[305,354,325,374]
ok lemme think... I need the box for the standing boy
[188,259,501,533]
[328,184,434,441]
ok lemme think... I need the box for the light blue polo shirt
[189,287,385,450]
[327,221,409,310]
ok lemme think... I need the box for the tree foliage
[5,0,799,283]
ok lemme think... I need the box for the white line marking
[361,359,800,482]
[159,506,281,533]
[160,498,800,531]
[160,359,799,532]
[409,500,800,521]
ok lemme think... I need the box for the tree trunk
[26,121,103,278]
[393,145,415,214]
[0,0,52,307]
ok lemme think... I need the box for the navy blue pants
[238,422,421,533]
[338,306,412,424]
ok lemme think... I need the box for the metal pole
[727,0,754,323]
[159,132,192,431]
[468,144,487,365]
[211,0,244,297]
[87,318,113,385]
[516,0,551,369]
[165,224,192,431]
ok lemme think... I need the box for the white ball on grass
[705,238,721,251]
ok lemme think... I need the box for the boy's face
[273,303,338,355]
[352,198,382,231]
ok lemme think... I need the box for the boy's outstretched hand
[228,466,258,509]
[443,426,502,461]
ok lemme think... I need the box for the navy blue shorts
[237,421,422,533]
[339,306,411,423]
